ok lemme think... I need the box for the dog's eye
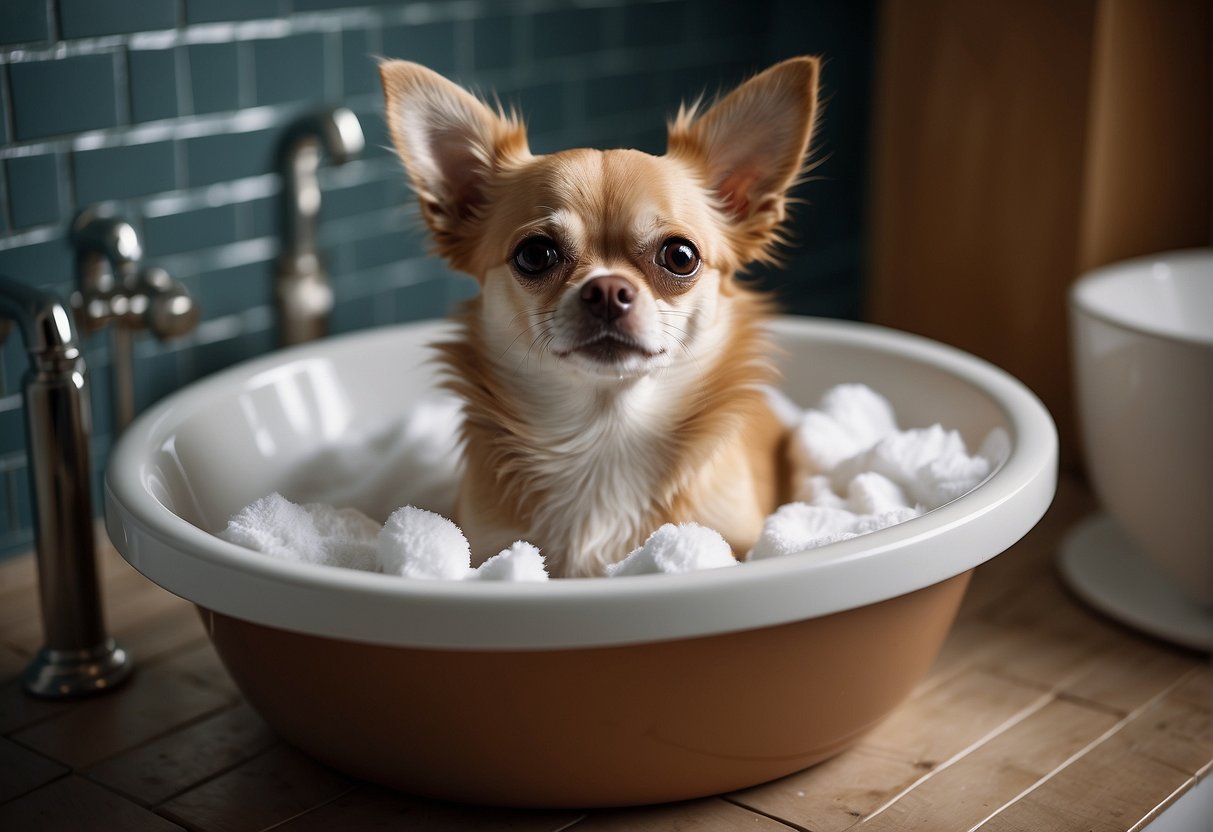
[511,237,561,276]
[657,238,701,278]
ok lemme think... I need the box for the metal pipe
[0,276,131,698]
[275,108,364,346]
[70,209,199,432]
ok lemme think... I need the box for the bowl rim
[1069,248,1213,349]
[105,315,1058,650]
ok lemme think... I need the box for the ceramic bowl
[105,316,1057,807]
[1070,249,1213,604]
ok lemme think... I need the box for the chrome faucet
[275,108,364,346]
[70,209,199,431]
[0,276,132,698]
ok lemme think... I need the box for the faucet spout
[0,276,132,698]
[275,108,365,346]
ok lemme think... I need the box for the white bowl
[1070,249,1213,604]
[104,315,1057,806]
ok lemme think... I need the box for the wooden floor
[0,477,1209,831]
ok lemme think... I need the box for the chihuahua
[379,57,820,577]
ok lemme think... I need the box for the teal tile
[381,21,457,77]
[329,294,376,335]
[322,180,393,219]
[0,0,48,45]
[512,81,566,136]
[60,0,176,38]
[341,29,379,97]
[0,239,74,291]
[128,49,181,123]
[5,154,63,229]
[472,15,514,72]
[586,72,658,120]
[350,231,423,272]
[132,349,184,413]
[73,141,177,204]
[197,259,272,319]
[0,396,24,455]
[252,34,326,106]
[621,1,687,48]
[532,8,606,59]
[392,277,450,323]
[185,128,277,185]
[143,204,238,257]
[188,43,240,115]
[352,105,391,158]
[85,361,114,445]
[11,468,34,547]
[0,468,9,535]
[9,54,120,139]
[185,0,281,24]
[0,66,9,146]
[243,196,277,240]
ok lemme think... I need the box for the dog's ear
[668,57,820,265]
[379,60,529,265]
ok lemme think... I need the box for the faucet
[0,276,132,698]
[70,208,199,432]
[275,107,365,346]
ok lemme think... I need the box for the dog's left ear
[668,57,820,264]
[379,60,530,269]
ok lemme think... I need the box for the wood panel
[867,0,1098,469]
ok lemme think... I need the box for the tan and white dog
[380,57,821,577]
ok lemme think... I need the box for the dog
[379,57,821,577]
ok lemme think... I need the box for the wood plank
[729,748,924,832]
[967,578,1130,691]
[273,785,584,832]
[566,797,791,831]
[1059,637,1201,715]
[10,643,236,769]
[0,775,184,831]
[977,680,1212,831]
[1167,667,1212,711]
[861,698,1119,831]
[0,642,28,679]
[0,735,68,803]
[0,675,75,735]
[157,744,354,832]
[1,557,183,654]
[113,601,208,667]
[86,702,277,806]
[858,668,1049,767]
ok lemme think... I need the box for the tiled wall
[0,0,874,558]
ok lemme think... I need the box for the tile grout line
[964,667,1206,832]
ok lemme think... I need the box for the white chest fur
[515,376,673,576]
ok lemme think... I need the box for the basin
[105,315,1057,807]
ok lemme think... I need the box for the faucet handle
[136,268,199,341]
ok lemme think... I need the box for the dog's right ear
[379,61,529,266]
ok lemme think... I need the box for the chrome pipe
[70,209,199,432]
[0,276,131,698]
[275,108,364,346]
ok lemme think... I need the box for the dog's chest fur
[511,380,674,576]
[440,295,781,578]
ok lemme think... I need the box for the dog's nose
[580,275,636,322]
